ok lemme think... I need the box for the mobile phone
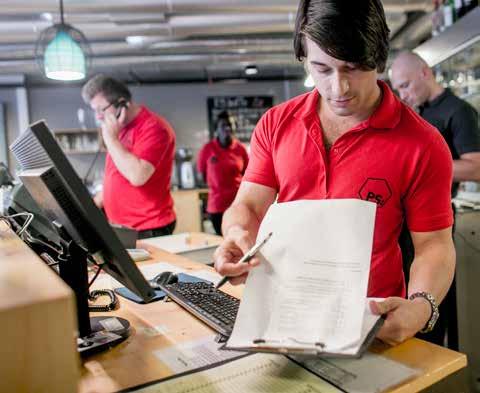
[115,101,128,119]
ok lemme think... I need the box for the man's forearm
[408,242,455,304]
[105,138,150,186]
[453,158,480,182]
[222,203,262,242]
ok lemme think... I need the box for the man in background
[197,111,249,235]
[391,51,480,349]
[82,74,176,239]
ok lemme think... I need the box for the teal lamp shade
[36,23,90,82]
[44,30,86,81]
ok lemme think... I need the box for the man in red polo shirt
[82,75,176,239]
[214,0,455,346]
[197,111,249,235]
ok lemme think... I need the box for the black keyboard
[159,282,240,336]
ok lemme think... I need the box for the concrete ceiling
[0,0,434,85]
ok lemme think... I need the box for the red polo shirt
[244,81,453,298]
[197,139,249,213]
[103,106,176,230]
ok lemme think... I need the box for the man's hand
[213,226,260,285]
[101,108,126,147]
[370,297,431,346]
[93,190,103,209]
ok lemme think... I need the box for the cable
[21,230,62,255]
[88,264,103,288]
[83,147,102,186]
[1,212,34,235]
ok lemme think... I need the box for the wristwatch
[409,291,439,333]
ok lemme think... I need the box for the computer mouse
[153,271,178,287]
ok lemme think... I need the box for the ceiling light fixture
[244,65,259,76]
[304,74,315,88]
[35,0,90,81]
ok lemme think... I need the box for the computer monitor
[10,120,156,355]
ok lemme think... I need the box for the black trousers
[399,206,457,350]
[209,212,223,236]
[137,220,176,240]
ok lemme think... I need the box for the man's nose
[332,73,349,96]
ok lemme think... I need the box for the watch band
[409,291,439,333]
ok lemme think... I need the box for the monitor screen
[10,120,156,302]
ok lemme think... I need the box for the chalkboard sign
[207,96,274,142]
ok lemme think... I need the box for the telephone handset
[114,99,129,119]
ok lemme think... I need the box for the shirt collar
[421,88,451,110]
[214,137,238,150]
[123,105,147,131]
[294,80,401,130]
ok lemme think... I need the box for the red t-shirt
[244,81,453,298]
[103,106,176,230]
[197,139,249,213]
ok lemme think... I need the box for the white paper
[227,199,377,355]
[292,350,418,393]
[136,353,342,393]
[141,233,215,254]
[153,336,244,374]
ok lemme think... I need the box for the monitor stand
[54,222,131,357]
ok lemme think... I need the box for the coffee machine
[175,147,196,189]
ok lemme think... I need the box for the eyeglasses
[91,101,116,115]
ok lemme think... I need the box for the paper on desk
[291,350,419,393]
[153,336,245,374]
[141,233,214,254]
[227,199,377,355]
[135,353,342,393]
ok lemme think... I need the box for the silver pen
[215,232,273,289]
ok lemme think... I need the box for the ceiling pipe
[0,0,430,15]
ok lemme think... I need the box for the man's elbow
[129,172,151,187]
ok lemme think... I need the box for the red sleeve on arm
[132,119,175,168]
[404,135,454,232]
[243,111,278,189]
[197,145,208,175]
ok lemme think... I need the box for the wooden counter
[0,226,467,392]
[0,223,79,393]
[79,242,467,393]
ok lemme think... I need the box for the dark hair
[81,74,132,104]
[293,0,390,73]
[216,111,232,126]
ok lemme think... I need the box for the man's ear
[115,98,129,109]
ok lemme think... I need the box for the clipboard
[223,316,384,358]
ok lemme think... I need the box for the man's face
[391,64,430,108]
[304,37,379,117]
[89,93,117,122]
[216,118,233,147]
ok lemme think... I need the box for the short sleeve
[132,119,174,168]
[243,111,278,189]
[404,135,454,232]
[452,102,480,155]
[240,144,249,174]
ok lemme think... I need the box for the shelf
[54,128,99,134]
[414,7,480,67]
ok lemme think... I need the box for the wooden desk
[79,243,467,393]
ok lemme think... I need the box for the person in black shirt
[391,51,480,350]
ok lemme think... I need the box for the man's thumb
[370,298,400,315]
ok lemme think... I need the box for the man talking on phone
[82,74,176,239]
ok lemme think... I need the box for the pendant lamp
[35,0,90,81]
